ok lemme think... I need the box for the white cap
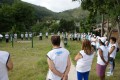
[98,37,106,43]
[105,41,108,45]
[91,37,96,42]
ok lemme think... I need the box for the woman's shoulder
[0,51,9,55]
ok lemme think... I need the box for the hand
[62,75,68,80]
[105,61,109,65]
[60,73,64,78]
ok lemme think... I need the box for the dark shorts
[96,64,106,77]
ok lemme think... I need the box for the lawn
[0,37,120,80]
[66,40,120,80]
[0,37,52,80]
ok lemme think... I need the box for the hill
[23,1,89,20]
[0,0,89,20]
[58,7,89,20]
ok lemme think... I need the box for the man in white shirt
[5,33,9,43]
[29,33,32,40]
[46,32,48,39]
[25,32,28,40]
[0,34,3,42]
[47,35,71,80]
[39,32,42,40]
[14,33,17,42]
[0,51,13,80]
[21,33,24,40]
[107,37,117,76]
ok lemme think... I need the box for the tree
[59,19,75,32]
[12,1,35,32]
[73,0,120,36]
[0,4,14,32]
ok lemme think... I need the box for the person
[21,33,24,40]
[47,35,71,80]
[29,33,32,40]
[75,39,94,80]
[107,37,117,76]
[57,31,60,36]
[74,33,77,41]
[0,34,3,42]
[39,32,42,40]
[0,50,13,80]
[96,37,109,80]
[14,33,17,42]
[25,32,28,40]
[46,32,48,39]
[69,33,72,40]
[78,33,81,41]
[5,33,9,43]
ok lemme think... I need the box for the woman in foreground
[75,39,94,80]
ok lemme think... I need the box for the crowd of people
[0,32,119,80]
[47,33,119,80]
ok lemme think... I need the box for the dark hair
[51,35,60,46]
[110,37,116,43]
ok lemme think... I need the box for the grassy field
[0,37,52,80]
[66,40,120,80]
[0,37,120,80]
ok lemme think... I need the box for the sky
[21,0,80,12]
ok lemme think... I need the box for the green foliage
[59,19,76,32]
[49,23,59,33]
[12,1,35,31]
[0,4,14,32]
[0,1,35,32]
[58,7,89,21]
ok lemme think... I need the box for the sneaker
[110,72,113,76]
[107,73,111,76]
[106,72,113,76]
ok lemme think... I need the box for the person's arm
[99,49,108,65]
[7,57,13,71]
[74,52,82,61]
[62,56,71,80]
[47,58,64,78]
[109,46,115,56]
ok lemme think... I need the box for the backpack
[116,47,119,52]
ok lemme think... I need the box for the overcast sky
[21,0,80,12]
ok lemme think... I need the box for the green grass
[0,37,52,80]
[0,38,120,80]
[66,40,120,80]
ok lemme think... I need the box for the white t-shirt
[21,34,24,38]
[74,33,77,38]
[97,45,108,65]
[47,48,69,80]
[25,33,28,38]
[76,50,94,72]
[29,33,32,38]
[46,32,48,36]
[0,51,10,80]
[39,33,42,36]
[109,44,117,59]
[5,34,9,39]
[96,42,100,49]
[14,34,17,38]
[0,34,3,38]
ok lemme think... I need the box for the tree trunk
[108,29,114,41]
[117,21,120,36]
[107,18,109,38]
[101,14,104,37]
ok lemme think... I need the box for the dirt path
[60,41,77,80]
